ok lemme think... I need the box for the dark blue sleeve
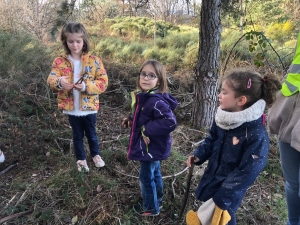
[193,121,219,165]
[212,131,269,210]
[143,99,177,136]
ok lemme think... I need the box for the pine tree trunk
[192,0,222,129]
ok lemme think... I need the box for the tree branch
[0,208,33,224]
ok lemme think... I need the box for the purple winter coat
[127,90,178,161]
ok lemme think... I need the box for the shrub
[265,21,294,45]
[0,32,50,80]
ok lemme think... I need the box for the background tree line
[0,0,298,128]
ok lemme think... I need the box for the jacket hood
[135,89,178,110]
[155,92,178,111]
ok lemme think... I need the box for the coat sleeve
[47,57,64,92]
[143,99,177,137]
[193,121,219,165]
[84,56,108,95]
[212,132,269,210]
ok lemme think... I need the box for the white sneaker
[93,155,105,167]
[0,150,4,163]
[77,160,89,172]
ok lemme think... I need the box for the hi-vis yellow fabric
[282,33,300,96]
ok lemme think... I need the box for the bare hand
[74,83,84,91]
[60,76,74,91]
[122,118,132,128]
[143,136,150,145]
[186,155,200,167]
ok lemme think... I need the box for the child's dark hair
[136,59,168,93]
[222,68,282,108]
[60,22,90,54]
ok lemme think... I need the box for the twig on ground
[163,167,189,179]
[99,134,129,144]
[0,208,33,224]
[112,216,122,225]
[113,166,189,180]
[15,189,27,207]
[175,129,189,140]
[172,176,178,198]
[54,139,64,152]
[191,140,204,148]
[113,169,138,179]
[0,192,18,214]
[188,128,208,136]
[0,163,18,176]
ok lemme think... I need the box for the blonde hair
[60,22,90,54]
[136,59,168,93]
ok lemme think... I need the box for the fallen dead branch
[113,166,189,180]
[0,162,18,176]
[0,208,33,224]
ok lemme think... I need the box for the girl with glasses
[122,59,178,216]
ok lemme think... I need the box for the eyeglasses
[139,72,158,80]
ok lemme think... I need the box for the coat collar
[215,99,266,130]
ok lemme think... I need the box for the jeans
[68,114,100,160]
[279,141,300,225]
[139,161,164,214]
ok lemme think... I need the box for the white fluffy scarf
[215,99,266,130]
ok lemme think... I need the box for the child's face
[218,81,243,112]
[139,64,160,92]
[66,32,84,57]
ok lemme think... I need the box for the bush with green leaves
[265,21,294,45]
[0,32,51,80]
[91,19,199,69]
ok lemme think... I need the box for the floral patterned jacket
[47,53,108,111]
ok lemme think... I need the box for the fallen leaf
[96,185,103,193]
[71,215,78,224]
[273,193,283,199]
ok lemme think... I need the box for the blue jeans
[68,114,100,160]
[139,161,164,214]
[279,141,300,225]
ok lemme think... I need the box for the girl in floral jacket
[47,22,108,172]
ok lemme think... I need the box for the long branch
[0,163,18,176]
[0,208,33,224]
